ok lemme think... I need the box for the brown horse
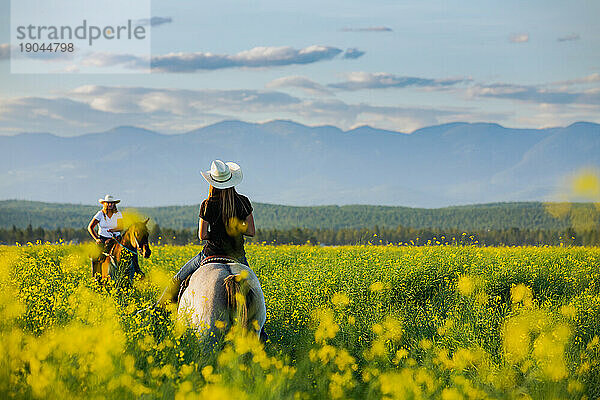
[96,219,152,285]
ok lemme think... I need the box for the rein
[103,221,149,283]
[115,235,138,255]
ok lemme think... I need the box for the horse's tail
[223,274,251,329]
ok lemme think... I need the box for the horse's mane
[121,218,150,239]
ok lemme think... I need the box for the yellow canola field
[1,243,599,399]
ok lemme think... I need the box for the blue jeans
[174,250,249,282]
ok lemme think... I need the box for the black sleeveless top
[199,194,253,260]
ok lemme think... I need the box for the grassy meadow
[1,243,599,399]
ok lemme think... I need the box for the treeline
[250,226,600,246]
[2,199,594,231]
[0,225,89,245]
[0,224,198,246]
[2,224,599,247]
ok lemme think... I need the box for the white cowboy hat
[98,194,120,204]
[201,160,243,189]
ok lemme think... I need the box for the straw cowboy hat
[201,160,243,189]
[98,194,120,204]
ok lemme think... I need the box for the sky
[0,0,599,136]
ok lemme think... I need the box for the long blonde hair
[208,186,237,224]
[208,186,249,236]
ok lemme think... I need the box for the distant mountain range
[0,200,582,231]
[1,120,599,207]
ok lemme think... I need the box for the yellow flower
[331,292,350,307]
[572,168,600,198]
[313,308,339,343]
[226,216,248,236]
[215,320,226,330]
[370,281,384,292]
[511,283,533,307]
[560,304,577,319]
[441,387,463,400]
[372,323,383,335]
[457,276,474,296]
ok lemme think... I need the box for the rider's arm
[243,213,255,237]
[88,218,101,243]
[199,218,209,240]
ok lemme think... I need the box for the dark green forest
[0,199,596,230]
[2,223,599,247]
[1,200,598,246]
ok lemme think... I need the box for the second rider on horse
[88,194,123,278]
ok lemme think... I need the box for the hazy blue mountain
[1,120,598,207]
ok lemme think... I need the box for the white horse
[178,261,266,340]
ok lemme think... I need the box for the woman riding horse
[157,160,267,340]
[88,194,151,283]
[88,195,123,278]
[158,160,255,304]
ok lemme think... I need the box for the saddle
[97,238,118,261]
[177,255,239,304]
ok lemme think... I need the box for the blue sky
[0,0,599,135]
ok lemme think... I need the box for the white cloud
[0,85,470,134]
[557,33,580,42]
[68,85,301,114]
[266,76,333,96]
[467,82,600,105]
[3,42,362,72]
[150,45,346,72]
[81,53,146,69]
[4,71,599,135]
[0,96,129,134]
[328,72,470,91]
[509,33,529,43]
[61,65,80,73]
[343,48,365,59]
[514,102,599,128]
[552,73,600,86]
[340,26,393,32]
[292,99,460,131]
[79,45,354,72]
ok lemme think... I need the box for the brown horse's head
[130,218,151,258]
